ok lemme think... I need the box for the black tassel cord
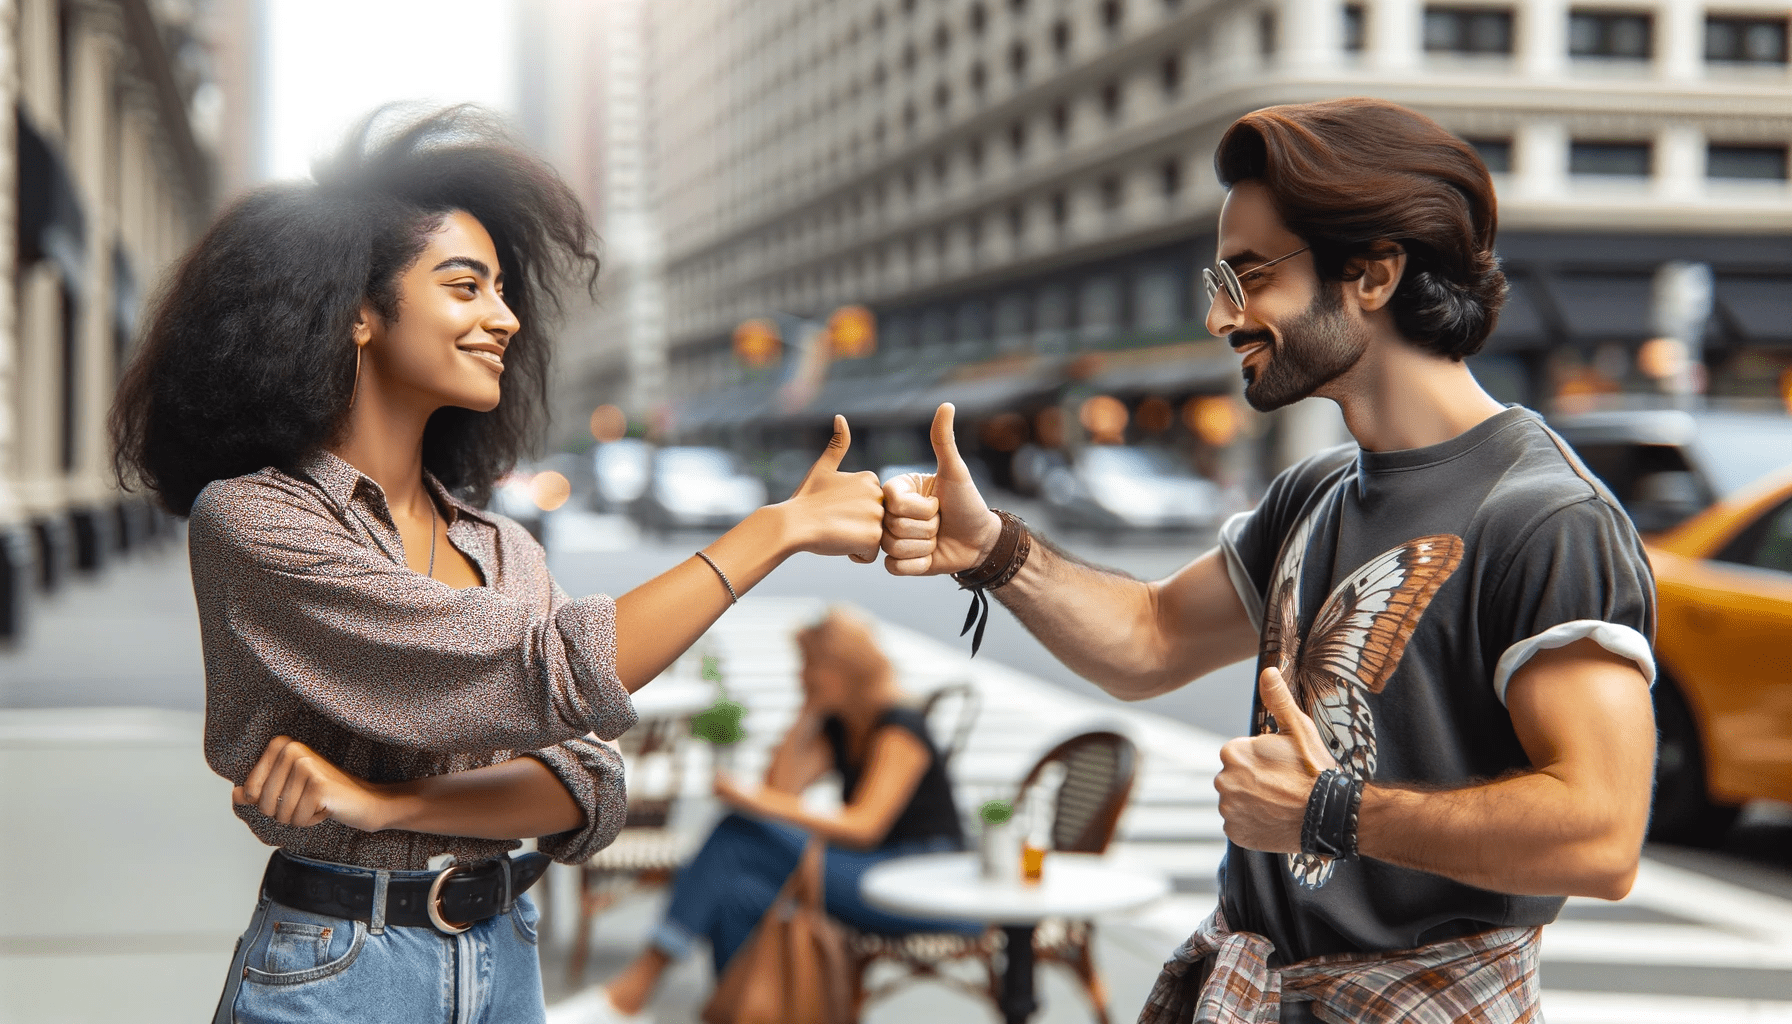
[960,585,991,656]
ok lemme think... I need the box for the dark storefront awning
[1714,277,1792,346]
[16,108,87,296]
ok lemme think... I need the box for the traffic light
[827,305,876,359]
[733,318,782,366]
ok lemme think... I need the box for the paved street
[3,518,1791,1023]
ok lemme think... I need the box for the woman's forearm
[377,756,584,841]
[738,788,884,850]
[613,505,798,692]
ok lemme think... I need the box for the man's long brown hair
[1215,98,1507,359]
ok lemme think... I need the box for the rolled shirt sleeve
[526,737,630,864]
[1484,497,1658,705]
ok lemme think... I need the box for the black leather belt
[262,849,551,934]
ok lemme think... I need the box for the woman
[597,608,980,1021]
[109,107,887,1024]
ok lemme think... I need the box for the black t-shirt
[822,706,965,849]
[1216,406,1656,964]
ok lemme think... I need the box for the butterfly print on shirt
[1256,513,1465,889]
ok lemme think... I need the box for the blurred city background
[1,0,1790,1021]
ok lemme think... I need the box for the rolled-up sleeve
[190,477,636,755]
[526,738,629,863]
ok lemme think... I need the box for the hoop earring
[349,345,363,410]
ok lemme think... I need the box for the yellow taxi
[1647,467,1792,842]
[1552,408,1792,844]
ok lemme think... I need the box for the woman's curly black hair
[1215,98,1507,359]
[111,105,599,516]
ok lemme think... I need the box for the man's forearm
[990,535,1179,699]
[1357,772,1642,900]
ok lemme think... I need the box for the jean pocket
[510,893,540,946]
[244,913,366,987]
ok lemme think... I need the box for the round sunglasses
[1202,246,1310,312]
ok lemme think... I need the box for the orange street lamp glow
[1079,395,1129,444]
[733,318,782,366]
[531,471,572,512]
[589,404,627,443]
[827,305,877,359]
[1184,395,1241,447]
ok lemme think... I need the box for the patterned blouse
[187,450,635,871]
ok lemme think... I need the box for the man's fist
[881,403,1002,576]
[1213,667,1340,853]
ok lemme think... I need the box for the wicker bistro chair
[846,730,1139,1024]
[564,712,698,987]
[919,681,979,767]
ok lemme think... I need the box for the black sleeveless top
[821,706,964,850]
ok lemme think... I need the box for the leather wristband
[1300,769,1364,860]
[952,510,1032,656]
[951,510,1030,591]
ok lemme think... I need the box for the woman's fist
[233,735,392,832]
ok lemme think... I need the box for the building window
[903,41,918,72]
[1053,18,1072,57]
[1100,175,1124,210]
[970,2,988,34]
[1423,8,1513,54]
[933,152,949,184]
[1052,101,1072,140]
[1569,11,1652,59]
[934,80,952,111]
[1008,204,1026,238]
[1101,79,1124,121]
[1570,141,1651,176]
[934,22,952,54]
[1009,120,1029,155]
[969,138,986,176]
[1160,157,1182,197]
[1160,53,1183,95]
[1102,0,1125,33]
[1465,137,1512,173]
[1343,4,1366,51]
[1010,0,1028,11]
[903,101,918,130]
[1258,10,1278,55]
[1706,17,1788,64]
[1009,40,1030,78]
[1051,191,1070,227]
[1708,144,1789,180]
[971,61,988,94]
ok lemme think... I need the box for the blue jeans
[211,855,545,1024]
[651,813,981,976]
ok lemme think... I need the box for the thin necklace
[426,496,438,579]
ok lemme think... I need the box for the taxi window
[1718,497,1792,576]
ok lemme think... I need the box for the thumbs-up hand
[1213,667,1342,853]
[785,415,886,563]
[881,403,1004,576]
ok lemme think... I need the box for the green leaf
[691,699,746,745]
[700,654,723,683]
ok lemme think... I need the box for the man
[880,98,1657,1023]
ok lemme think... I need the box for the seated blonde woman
[599,608,977,1019]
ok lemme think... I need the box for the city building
[0,0,217,638]
[636,0,1790,474]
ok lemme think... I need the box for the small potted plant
[690,653,745,773]
[978,799,1016,880]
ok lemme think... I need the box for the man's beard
[1238,284,1365,413]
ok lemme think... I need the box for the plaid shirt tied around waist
[1137,908,1541,1024]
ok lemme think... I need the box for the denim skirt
[211,859,546,1024]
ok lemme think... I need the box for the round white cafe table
[862,852,1169,1024]
[628,678,715,721]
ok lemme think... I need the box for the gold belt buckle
[426,863,472,934]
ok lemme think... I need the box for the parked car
[1644,465,1792,844]
[1040,445,1221,532]
[1551,408,1792,844]
[634,446,768,533]
[1549,408,1792,533]
[592,438,653,512]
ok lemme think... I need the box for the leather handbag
[702,838,851,1024]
